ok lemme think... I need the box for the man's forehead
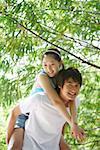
[65,77,79,84]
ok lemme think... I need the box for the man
[8,68,85,150]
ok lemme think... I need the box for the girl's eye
[44,64,47,66]
[51,64,54,66]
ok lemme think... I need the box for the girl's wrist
[71,122,78,128]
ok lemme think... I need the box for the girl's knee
[8,128,24,150]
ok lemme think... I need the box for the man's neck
[59,96,69,107]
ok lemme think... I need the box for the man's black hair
[56,67,82,87]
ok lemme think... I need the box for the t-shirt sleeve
[75,97,80,110]
[66,97,80,114]
[19,96,34,114]
[19,95,41,114]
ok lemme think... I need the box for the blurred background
[0,0,100,149]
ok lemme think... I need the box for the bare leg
[60,135,71,150]
[6,105,21,144]
[8,128,24,150]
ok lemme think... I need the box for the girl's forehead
[43,55,57,62]
[43,54,54,59]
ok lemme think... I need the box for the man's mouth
[68,92,76,97]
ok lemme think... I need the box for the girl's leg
[7,113,29,150]
[6,105,21,144]
[60,135,71,150]
[8,128,24,150]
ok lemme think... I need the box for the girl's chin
[49,75,54,77]
[48,74,56,77]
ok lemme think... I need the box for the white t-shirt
[20,93,80,150]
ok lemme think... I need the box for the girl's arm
[69,100,77,124]
[38,74,73,127]
[69,101,79,138]
[69,101,85,141]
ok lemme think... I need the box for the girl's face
[42,55,61,77]
[59,78,80,102]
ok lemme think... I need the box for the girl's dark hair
[56,67,82,87]
[42,48,61,61]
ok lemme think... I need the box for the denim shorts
[14,113,29,129]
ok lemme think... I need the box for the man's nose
[70,86,77,93]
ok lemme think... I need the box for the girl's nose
[47,65,52,71]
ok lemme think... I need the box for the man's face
[59,78,80,102]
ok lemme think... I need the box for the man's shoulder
[32,93,47,99]
[30,93,50,106]
[75,96,80,108]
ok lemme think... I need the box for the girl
[7,49,81,149]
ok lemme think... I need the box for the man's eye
[75,85,78,87]
[67,83,72,86]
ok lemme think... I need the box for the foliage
[0,0,100,149]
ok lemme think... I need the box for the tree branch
[85,127,100,131]
[14,21,100,70]
[71,140,99,146]
[37,22,100,51]
[43,8,100,15]
[1,13,100,69]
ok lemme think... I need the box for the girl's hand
[71,123,80,139]
[71,124,86,141]
[77,128,86,142]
